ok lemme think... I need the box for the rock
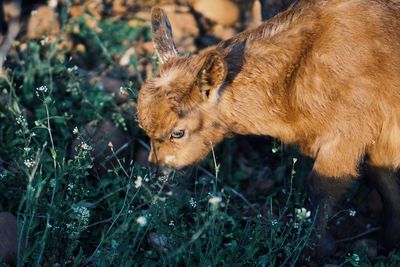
[69,5,85,18]
[193,0,240,26]
[71,120,129,174]
[69,0,103,19]
[149,232,169,253]
[250,0,263,27]
[134,11,151,21]
[2,0,21,22]
[354,239,378,258]
[85,0,103,19]
[142,42,154,54]
[161,5,199,53]
[112,0,128,16]
[119,47,136,67]
[212,24,237,40]
[0,212,24,265]
[86,72,127,104]
[27,6,60,39]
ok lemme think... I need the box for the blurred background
[0,0,296,77]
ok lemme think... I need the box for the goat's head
[137,8,229,169]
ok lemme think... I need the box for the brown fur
[138,0,400,254]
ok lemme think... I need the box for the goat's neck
[218,25,319,143]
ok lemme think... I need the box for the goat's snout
[149,162,174,177]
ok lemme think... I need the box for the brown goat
[137,0,400,256]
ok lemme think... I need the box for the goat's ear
[197,52,227,101]
[151,7,179,64]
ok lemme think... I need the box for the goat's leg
[365,165,400,248]
[305,169,354,256]
[305,138,364,256]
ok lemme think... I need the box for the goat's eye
[171,129,185,139]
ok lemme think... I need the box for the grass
[1,3,400,266]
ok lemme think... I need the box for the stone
[27,6,60,39]
[86,72,127,104]
[193,0,240,26]
[212,24,237,40]
[71,120,129,174]
[162,5,199,52]
[0,212,23,266]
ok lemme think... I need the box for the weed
[0,3,399,267]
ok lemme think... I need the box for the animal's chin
[164,163,189,172]
[155,164,189,178]
[159,154,208,174]
[159,166,175,176]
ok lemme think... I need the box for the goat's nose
[149,163,174,177]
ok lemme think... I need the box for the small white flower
[40,36,50,46]
[169,220,175,226]
[24,159,35,168]
[67,183,75,191]
[349,209,356,217]
[72,127,79,135]
[108,142,113,149]
[111,239,118,249]
[16,115,27,127]
[24,147,31,153]
[350,253,360,263]
[189,197,197,208]
[158,175,169,183]
[134,176,142,188]
[295,208,311,221]
[271,219,278,226]
[48,0,58,8]
[36,85,48,93]
[80,142,90,150]
[119,86,127,94]
[67,66,78,73]
[208,196,222,205]
[136,216,147,226]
